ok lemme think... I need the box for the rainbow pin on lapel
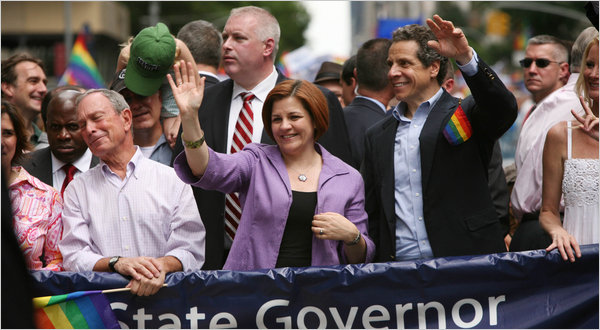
[442,99,472,145]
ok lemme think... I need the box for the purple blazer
[174,143,375,270]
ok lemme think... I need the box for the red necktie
[60,164,77,196]
[225,92,255,242]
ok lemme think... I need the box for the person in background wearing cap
[116,29,196,150]
[59,88,205,296]
[314,61,346,107]
[111,23,181,166]
[171,5,352,270]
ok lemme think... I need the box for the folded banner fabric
[33,290,120,329]
[31,245,598,328]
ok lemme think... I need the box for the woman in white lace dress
[540,36,599,262]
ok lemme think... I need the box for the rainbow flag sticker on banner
[33,290,120,329]
[442,99,472,145]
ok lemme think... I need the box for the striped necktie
[225,92,255,243]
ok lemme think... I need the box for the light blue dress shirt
[391,50,480,261]
[149,134,173,166]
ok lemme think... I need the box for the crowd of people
[1,5,598,298]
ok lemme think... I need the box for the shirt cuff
[166,250,200,271]
[456,47,479,77]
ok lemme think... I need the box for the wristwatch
[108,256,121,273]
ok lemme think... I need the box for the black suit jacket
[200,74,220,88]
[343,97,388,169]
[21,147,99,187]
[172,70,352,270]
[363,59,517,262]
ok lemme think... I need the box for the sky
[302,1,351,58]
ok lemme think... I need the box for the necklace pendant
[298,174,307,182]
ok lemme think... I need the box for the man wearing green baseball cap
[110,23,176,166]
[125,22,176,96]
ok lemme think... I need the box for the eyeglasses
[519,58,560,68]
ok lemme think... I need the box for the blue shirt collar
[392,88,444,122]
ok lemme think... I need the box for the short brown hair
[262,80,329,141]
[1,53,45,86]
[392,24,448,86]
[1,100,32,165]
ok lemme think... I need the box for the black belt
[521,212,540,222]
[521,211,563,222]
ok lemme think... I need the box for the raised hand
[167,60,205,120]
[426,14,473,65]
[571,95,599,140]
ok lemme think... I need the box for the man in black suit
[22,87,98,192]
[363,16,517,262]
[442,62,511,249]
[343,38,394,169]
[340,55,357,107]
[172,6,352,270]
[177,19,222,88]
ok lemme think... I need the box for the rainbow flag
[443,100,473,145]
[58,25,105,89]
[33,290,120,329]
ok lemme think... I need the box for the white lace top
[562,121,599,245]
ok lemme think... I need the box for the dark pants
[509,212,552,252]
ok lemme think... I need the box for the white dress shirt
[511,73,583,220]
[59,147,205,272]
[226,66,279,153]
[50,149,93,192]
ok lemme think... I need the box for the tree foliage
[120,1,309,62]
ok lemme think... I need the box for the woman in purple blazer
[169,60,374,271]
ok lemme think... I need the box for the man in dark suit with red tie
[22,87,99,194]
[172,6,353,270]
[363,16,517,262]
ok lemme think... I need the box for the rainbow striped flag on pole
[58,25,105,89]
[33,290,120,329]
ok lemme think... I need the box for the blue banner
[377,18,423,38]
[32,245,598,329]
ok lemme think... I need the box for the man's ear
[559,62,570,82]
[443,78,455,94]
[429,60,440,79]
[1,82,15,98]
[121,108,133,132]
[263,38,276,58]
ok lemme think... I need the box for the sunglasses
[519,58,560,68]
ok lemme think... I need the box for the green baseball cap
[125,22,175,96]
